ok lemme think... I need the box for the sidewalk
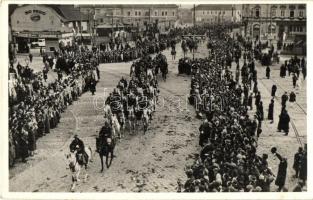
[235,56,307,191]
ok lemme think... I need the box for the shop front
[10,5,74,53]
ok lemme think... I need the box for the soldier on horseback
[69,135,88,165]
[97,120,116,171]
[96,120,113,152]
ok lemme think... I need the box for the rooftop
[77,4,179,9]
[194,4,234,11]
[47,5,89,21]
[9,4,89,21]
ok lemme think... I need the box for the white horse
[128,107,136,132]
[104,104,112,123]
[147,68,154,80]
[111,114,121,139]
[66,146,92,192]
[117,111,126,137]
[142,108,151,134]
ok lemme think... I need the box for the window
[100,18,103,23]
[165,11,167,16]
[290,10,294,18]
[173,11,175,16]
[135,11,137,16]
[299,10,304,17]
[162,11,164,16]
[271,9,276,17]
[155,11,157,16]
[255,9,260,17]
[138,11,141,16]
[223,11,225,15]
[281,10,285,17]
[127,11,131,16]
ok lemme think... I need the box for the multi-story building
[242,4,306,45]
[192,4,241,25]
[177,8,193,27]
[77,4,179,33]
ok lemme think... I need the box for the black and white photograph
[3,1,310,196]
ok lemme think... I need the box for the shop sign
[25,9,47,22]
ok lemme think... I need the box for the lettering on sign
[25,9,47,22]
[25,9,47,15]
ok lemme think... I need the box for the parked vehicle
[31,39,45,48]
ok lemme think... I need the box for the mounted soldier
[97,120,116,171]
[69,135,88,166]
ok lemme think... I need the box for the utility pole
[149,7,151,24]
[111,8,114,38]
[93,6,96,46]
[79,7,83,44]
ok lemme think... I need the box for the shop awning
[12,31,73,39]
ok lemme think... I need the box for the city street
[9,39,306,192]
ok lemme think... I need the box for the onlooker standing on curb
[271,147,288,192]
[293,147,304,178]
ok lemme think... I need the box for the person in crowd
[281,92,289,107]
[266,65,270,79]
[280,64,286,78]
[271,84,277,97]
[171,46,176,60]
[289,91,296,103]
[29,53,33,63]
[271,147,288,192]
[293,147,304,178]
[277,109,290,136]
[292,74,298,88]
[268,99,274,123]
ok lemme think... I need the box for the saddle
[76,151,88,166]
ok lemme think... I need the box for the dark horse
[96,126,116,172]
[155,53,168,81]
[181,39,188,58]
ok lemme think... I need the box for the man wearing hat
[69,134,87,165]
[293,147,304,178]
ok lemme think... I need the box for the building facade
[10,4,89,52]
[78,4,179,33]
[177,8,193,27]
[242,4,306,45]
[192,4,241,25]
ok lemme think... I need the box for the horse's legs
[83,167,88,183]
[100,154,104,172]
[106,153,110,168]
[71,177,76,192]
[76,167,81,182]
[109,150,114,167]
